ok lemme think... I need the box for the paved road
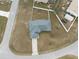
[0,0,19,55]
[0,41,78,59]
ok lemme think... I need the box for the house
[29,20,51,39]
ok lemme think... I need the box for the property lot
[38,12,77,54]
[0,16,7,44]
[9,0,33,55]
[9,0,78,55]
[32,8,48,20]
[0,1,12,11]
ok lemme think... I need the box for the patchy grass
[58,55,78,59]
[0,16,7,44]
[0,1,12,11]
[38,12,77,54]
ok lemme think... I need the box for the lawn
[0,1,12,11]
[58,55,78,59]
[9,0,33,55]
[38,12,78,54]
[0,16,7,44]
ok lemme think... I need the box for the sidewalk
[0,11,9,18]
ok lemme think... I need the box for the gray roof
[29,19,51,39]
